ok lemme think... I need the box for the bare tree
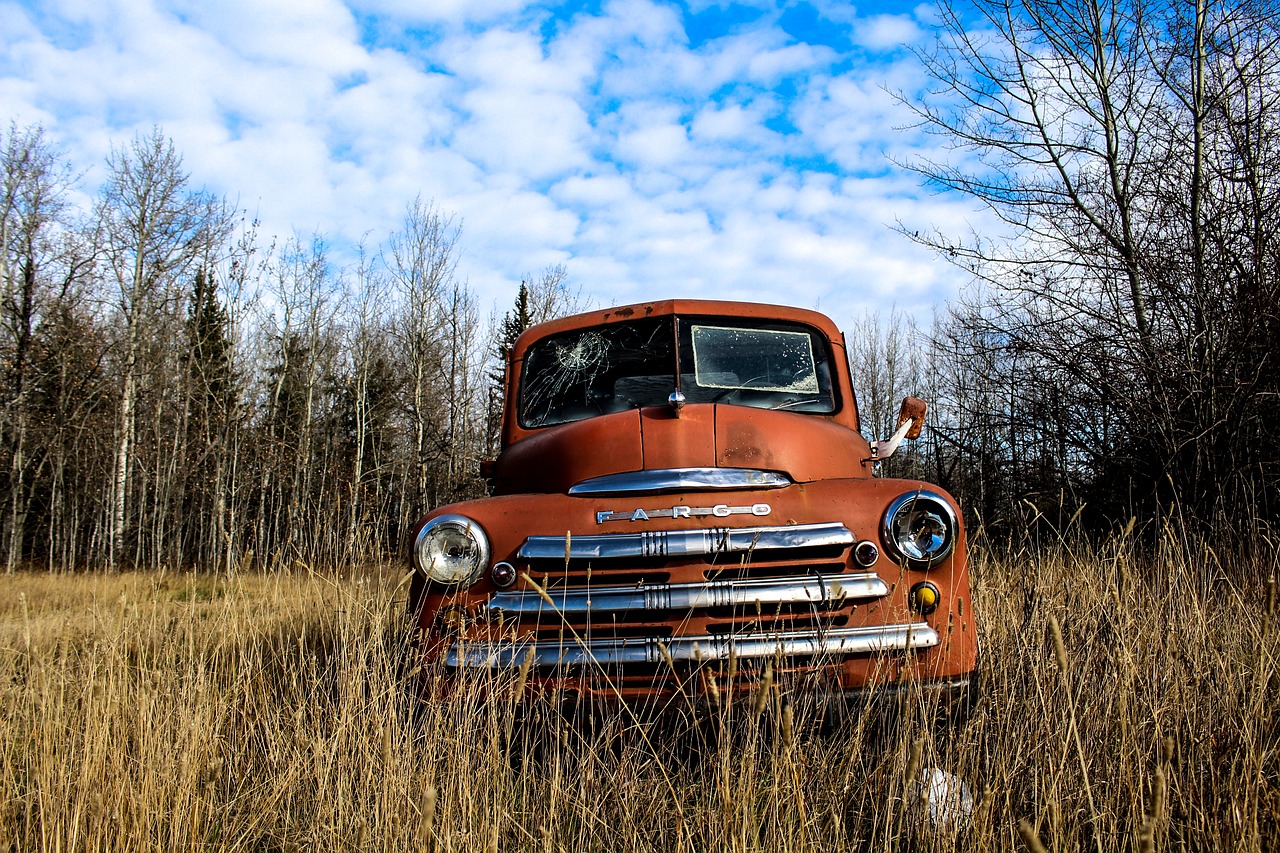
[339,244,399,563]
[0,124,98,570]
[846,308,925,440]
[197,223,258,572]
[250,234,341,566]
[439,281,487,502]
[385,197,460,512]
[523,263,585,324]
[902,0,1280,528]
[96,128,234,566]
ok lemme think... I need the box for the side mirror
[866,396,927,462]
[896,396,927,440]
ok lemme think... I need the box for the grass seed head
[905,736,923,787]
[656,639,676,673]
[421,784,437,836]
[704,668,721,708]
[1018,818,1049,853]
[752,662,773,718]
[1048,613,1068,674]
[1151,764,1166,824]
[515,646,535,698]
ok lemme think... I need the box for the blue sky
[0,0,987,323]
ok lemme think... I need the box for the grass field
[1,532,1277,852]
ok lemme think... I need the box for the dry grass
[1,533,1277,852]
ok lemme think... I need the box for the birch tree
[97,128,234,566]
[385,197,459,512]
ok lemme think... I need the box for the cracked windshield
[520,316,834,427]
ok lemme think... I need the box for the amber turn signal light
[909,581,940,616]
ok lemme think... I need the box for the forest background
[2,0,1279,575]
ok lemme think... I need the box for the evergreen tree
[179,267,235,565]
[186,267,233,416]
[485,282,532,456]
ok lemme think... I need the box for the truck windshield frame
[518,315,837,429]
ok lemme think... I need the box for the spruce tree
[485,282,532,457]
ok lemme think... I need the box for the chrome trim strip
[445,623,939,668]
[518,522,854,561]
[486,573,889,615]
[568,467,792,496]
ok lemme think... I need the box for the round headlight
[882,491,958,569]
[414,514,490,586]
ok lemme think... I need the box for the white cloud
[0,0,984,326]
[852,14,924,52]
[615,121,691,169]
[601,0,688,51]
[348,0,536,27]
[690,100,774,146]
[746,41,834,82]
[439,28,593,182]
[793,68,924,175]
[174,0,363,67]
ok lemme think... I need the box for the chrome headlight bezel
[881,491,958,569]
[414,514,490,587]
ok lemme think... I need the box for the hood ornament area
[668,388,686,416]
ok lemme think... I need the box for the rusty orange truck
[408,300,977,708]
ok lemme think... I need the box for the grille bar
[518,522,854,561]
[445,622,938,668]
[487,573,887,616]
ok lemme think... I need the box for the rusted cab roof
[509,299,848,363]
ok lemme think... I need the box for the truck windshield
[519,316,836,428]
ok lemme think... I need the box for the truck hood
[492,404,871,495]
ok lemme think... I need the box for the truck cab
[408,299,977,706]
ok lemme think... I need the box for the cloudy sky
[0,0,986,324]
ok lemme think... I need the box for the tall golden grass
[1,530,1277,852]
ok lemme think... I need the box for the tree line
[0,124,577,571]
[5,1,1278,571]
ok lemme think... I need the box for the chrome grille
[447,520,910,673]
[518,522,854,561]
